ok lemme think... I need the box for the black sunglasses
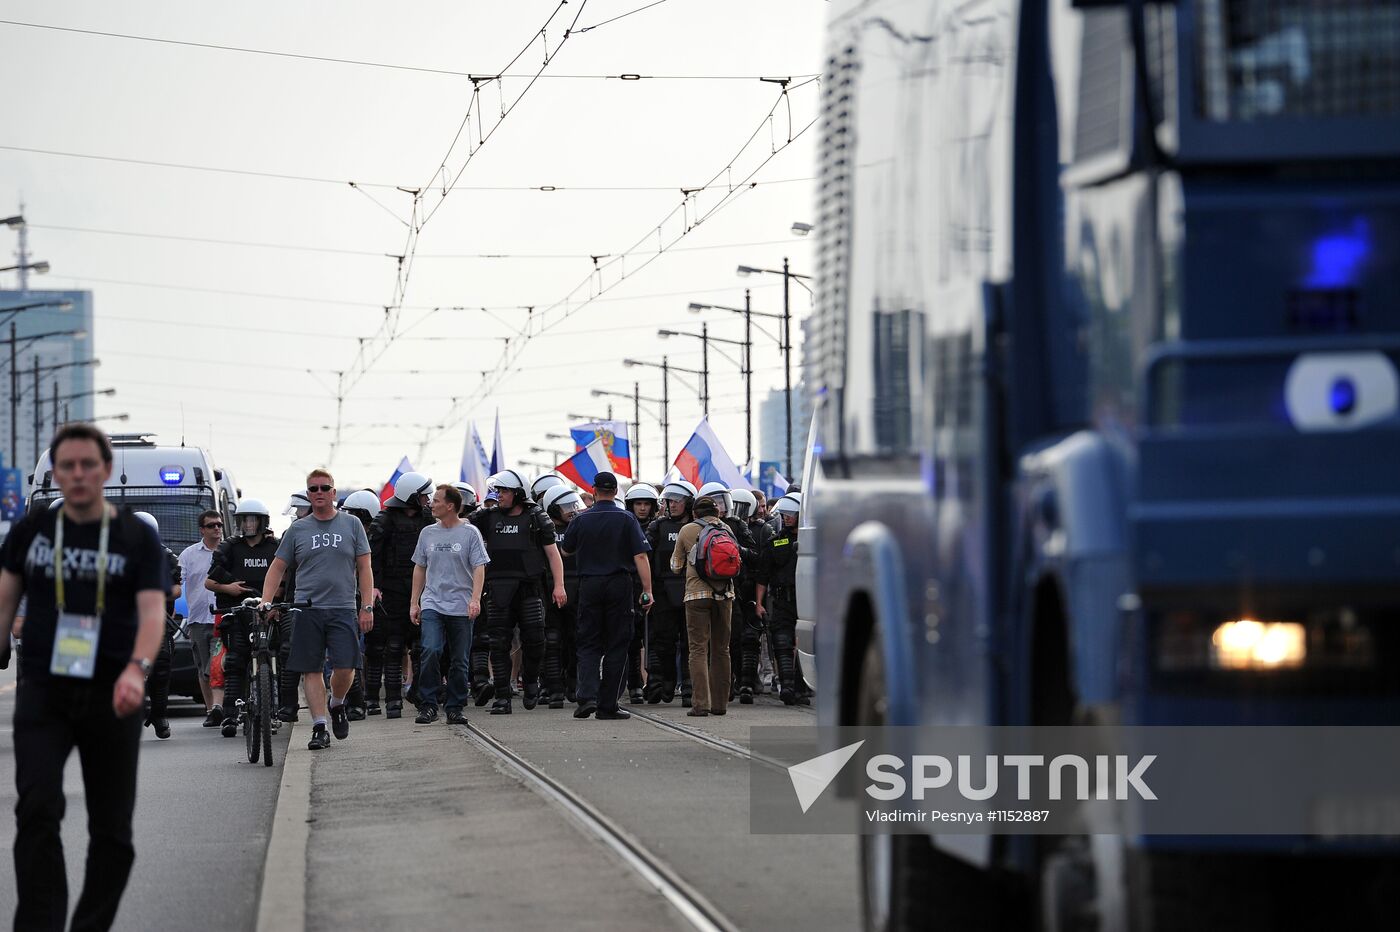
[202,521,223,529]
[307,484,334,493]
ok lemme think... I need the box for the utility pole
[661,357,670,475]
[8,322,16,468]
[783,256,794,478]
[744,289,753,465]
[51,378,59,430]
[15,201,30,292]
[701,322,710,416]
[31,358,39,467]
[632,382,641,481]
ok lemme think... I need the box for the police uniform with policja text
[208,532,283,727]
[755,525,800,698]
[366,503,432,715]
[471,504,556,706]
[645,514,692,703]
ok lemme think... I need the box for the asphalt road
[0,667,289,931]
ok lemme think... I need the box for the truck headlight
[1155,608,1376,673]
[1210,620,1305,670]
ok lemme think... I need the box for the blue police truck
[808,0,1400,927]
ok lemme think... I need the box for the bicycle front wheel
[245,680,261,764]
[258,662,275,766]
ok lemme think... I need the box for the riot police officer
[367,472,433,719]
[453,482,479,519]
[623,483,660,703]
[755,493,806,705]
[644,480,696,704]
[540,485,584,708]
[134,512,181,740]
[470,469,566,714]
[531,472,565,503]
[698,481,759,701]
[207,498,283,733]
[729,488,773,703]
[340,489,383,719]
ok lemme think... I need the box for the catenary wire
[0,20,816,81]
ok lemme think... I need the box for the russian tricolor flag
[672,417,749,491]
[569,420,632,478]
[378,455,414,506]
[556,438,613,494]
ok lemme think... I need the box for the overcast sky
[0,0,823,501]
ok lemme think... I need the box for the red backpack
[689,521,742,583]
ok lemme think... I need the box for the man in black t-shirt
[0,423,169,932]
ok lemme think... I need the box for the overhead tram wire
[573,0,673,34]
[428,76,822,438]
[326,1,587,464]
[0,19,816,82]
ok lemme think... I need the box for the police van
[29,433,240,698]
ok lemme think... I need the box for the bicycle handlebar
[238,597,313,612]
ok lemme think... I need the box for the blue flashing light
[159,466,185,485]
[1305,219,1371,289]
[1329,377,1357,416]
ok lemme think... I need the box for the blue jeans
[419,609,472,710]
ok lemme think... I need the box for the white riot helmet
[490,469,529,501]
[342,490,382,521]
[541,485,584,521]
[452,482,478,514]
[283,491,312,518]
[133,511,161,539]
[235,498,271,538]
[624,484,659,504]
[47,496,64,511]
[773,492,801,518]
[660,479,697,503]
[729,487,757,520]
[697,481,732,516]
[530,473,566,501]
[391,471,432,507]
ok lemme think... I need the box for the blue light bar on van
[159,466,185,485]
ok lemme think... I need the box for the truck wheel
[857,632,1008,931]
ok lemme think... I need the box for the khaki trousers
[685,598,733,713]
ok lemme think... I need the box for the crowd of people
[0,422,809,928]
[171,464,810,743]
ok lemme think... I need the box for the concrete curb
[256,723,309,932]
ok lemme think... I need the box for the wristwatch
[128,657,152,675]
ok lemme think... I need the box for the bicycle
[231,597,310,766]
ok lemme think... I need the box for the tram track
[461,720,740,932]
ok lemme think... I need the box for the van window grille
[30,485,216,553]
[1197,0,1400,121]
[814,43,859,397]
[1075,8,1130,161]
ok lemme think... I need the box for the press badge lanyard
[54,505,111,615]
[49,506,111,679]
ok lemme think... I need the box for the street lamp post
[9,322,15,467]
[623,357,703,474]
[529,446,569,464]
[737,258,812,476]
[594,383,664,480]
[51,387,115,430]
[659,320,752,462]
[0,260,50,277]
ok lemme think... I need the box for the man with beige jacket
[670,496,736,716]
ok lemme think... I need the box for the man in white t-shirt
[178,509,223,724]
[410,484,489,725]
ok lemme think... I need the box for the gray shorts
[286,608,360,673]
[188,623,215,677]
